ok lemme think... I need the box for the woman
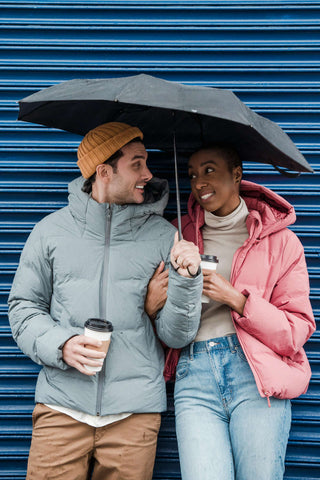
[145,144,315,480]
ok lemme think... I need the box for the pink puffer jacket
[164,180,315,402]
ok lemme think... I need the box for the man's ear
[96,163,113,181]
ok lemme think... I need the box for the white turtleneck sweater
[195,197,249,341]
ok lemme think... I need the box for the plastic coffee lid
[201,254,219,263]
[85,318,113,332]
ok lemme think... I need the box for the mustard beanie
[77,122,144,179]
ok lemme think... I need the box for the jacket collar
[67,176,170,239]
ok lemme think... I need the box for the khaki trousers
[26,404,161,480]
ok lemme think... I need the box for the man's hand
[145,261,169,319]
[202,269,247,315]
[62,335,106,376]
[170,232,201,278]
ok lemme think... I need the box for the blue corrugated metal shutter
[0,1,319,478]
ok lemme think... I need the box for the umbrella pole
[173,131,183,240]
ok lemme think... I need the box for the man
[8,122,202,479]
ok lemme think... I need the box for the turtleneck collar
[204,197,249,231]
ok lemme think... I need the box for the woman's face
[188,149,242,216]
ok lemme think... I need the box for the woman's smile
[199,191,215,202]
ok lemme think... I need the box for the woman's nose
[195,177,207,189]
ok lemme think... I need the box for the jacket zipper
[230,242,272,407]
[234,322,271,407]
[96,204,112,416]
[196,206,272,405]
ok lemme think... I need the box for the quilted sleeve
[8,225,74,369]
[233,232,315,356]
[154,230,202,348]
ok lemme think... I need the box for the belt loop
[189,342,194,360]
[227,335,235,353]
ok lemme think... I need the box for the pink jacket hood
[184,180,296,250]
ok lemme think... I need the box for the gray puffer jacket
[8,176,202,415]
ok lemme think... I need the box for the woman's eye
[206,167,214,174]
[189,173,196,180]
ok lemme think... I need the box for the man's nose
[143,165,153,182]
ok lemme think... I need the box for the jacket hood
[187,180,296,239]
[67,176,170,237]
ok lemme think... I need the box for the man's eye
[133,162,141,169]
[206,167,214,174]
[189,173,196,180]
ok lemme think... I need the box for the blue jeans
[174,335,291,480]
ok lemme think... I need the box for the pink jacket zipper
[230,226,272,407]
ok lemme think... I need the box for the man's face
[107,142,153,204]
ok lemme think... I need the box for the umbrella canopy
[18,74,313,173]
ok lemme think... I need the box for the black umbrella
[18,74,314,237]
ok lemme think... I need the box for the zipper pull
[265,391,271,408]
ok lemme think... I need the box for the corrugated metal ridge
[2,26,320,33]
[4,48,318,58]
[1,0,320,6]
[3,46,320,52]
[2,59,320,68]
[2,66,319,73]
[2,3,320,25]
[2,40,320,48]
[2,20,320,26]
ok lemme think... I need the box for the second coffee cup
[201,254,219,303]
[84,318,113,372]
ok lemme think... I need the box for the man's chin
[134,191,145,203]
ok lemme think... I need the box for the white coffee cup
[200,254,219,303]
[84,318,113,372]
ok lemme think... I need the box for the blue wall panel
[0,1,319,478]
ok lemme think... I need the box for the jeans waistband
[182,334,240,357]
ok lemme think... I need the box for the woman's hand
[145,261,169,319]
[170,232,201,278]
[203,269,247,315]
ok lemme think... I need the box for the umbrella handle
[173,131,183,241]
